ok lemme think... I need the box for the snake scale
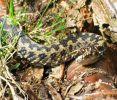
[0,17,105,67]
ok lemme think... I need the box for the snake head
[76,37,106,65]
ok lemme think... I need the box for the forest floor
[0,0,117,100]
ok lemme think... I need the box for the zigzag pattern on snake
[0,17,105,66]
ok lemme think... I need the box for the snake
[0,17,105,67]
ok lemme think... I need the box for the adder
[0,17,105,67]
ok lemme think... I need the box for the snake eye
[97,46,104,51]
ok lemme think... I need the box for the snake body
[0,17,105,66]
